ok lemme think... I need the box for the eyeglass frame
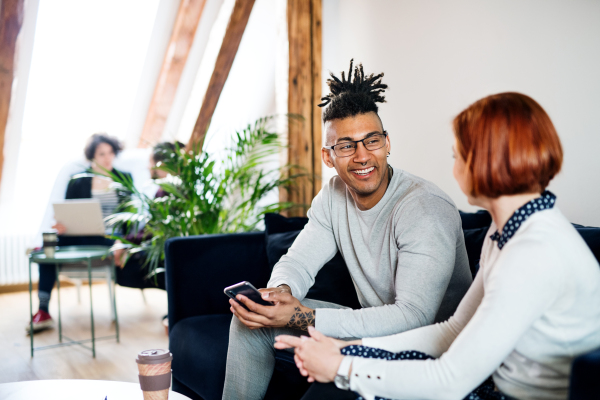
[322,131,388,158]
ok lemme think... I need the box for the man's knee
[228,316,272,345]
[229,315,247,336]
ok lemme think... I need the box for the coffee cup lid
[136,349,172,364]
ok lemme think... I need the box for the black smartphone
[224,281,274,311]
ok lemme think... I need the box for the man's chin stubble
[348,179,382,196]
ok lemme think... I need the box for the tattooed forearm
[286,307,315,331]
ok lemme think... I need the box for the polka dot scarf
[490,190,556,250]
[342,345,516,400]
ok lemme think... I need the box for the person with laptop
[28,133,132,333]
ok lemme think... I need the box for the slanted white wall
[173,0,278,151]
[323,0,600,226]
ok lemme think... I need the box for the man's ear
[322,148,334,168]
[385,134,391,155]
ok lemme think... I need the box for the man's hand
[112,240,127,268]
[229,287,315,331]
[52,222,67,235]
[274,326,345,383]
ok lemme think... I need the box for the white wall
[323,0,600,226]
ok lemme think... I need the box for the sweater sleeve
[267,183,339,299]
[315,195,464,338]
[348,239,563,400]
[361,266,484,356]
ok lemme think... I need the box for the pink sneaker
[26,310,54,334]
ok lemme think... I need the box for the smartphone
[224,281,274,311]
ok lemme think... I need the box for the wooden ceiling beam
[187,0,256,151]
[0,0,24,191]
[138,0,207,148]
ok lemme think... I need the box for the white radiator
[0,233,37,285]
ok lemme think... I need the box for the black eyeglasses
[323,132,388,157]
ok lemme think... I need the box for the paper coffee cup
[43,247,56,258]
[136,349,173,400]
[42,232,58,258]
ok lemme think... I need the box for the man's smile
[351,166,375,178]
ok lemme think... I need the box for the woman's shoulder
[66,171,93,199]
[68,170,92,183]
[496,208,597,276]
[516,208,585,248]
[111,168,132,180]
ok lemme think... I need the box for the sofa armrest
[165,232,270,332]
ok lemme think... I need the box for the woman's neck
[478,192,541,233]
[91,163,111,175]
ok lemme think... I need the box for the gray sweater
[268,167,472,339]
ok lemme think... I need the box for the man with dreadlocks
[223,60,472,399]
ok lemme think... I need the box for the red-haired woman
[275,93,600,400]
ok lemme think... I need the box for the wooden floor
[0,284,168,384]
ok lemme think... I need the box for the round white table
[0,379,192,400]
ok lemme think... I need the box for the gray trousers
[222,298,350,400]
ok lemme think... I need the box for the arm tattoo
[286,307,315,331]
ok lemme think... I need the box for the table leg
[111,259,120,343]
[28,259,34,357]
[56,263,62,343]
[88,259,96,358]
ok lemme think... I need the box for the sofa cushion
[459,210,492,230]
[575,227,600,264]
[264,213,309,235]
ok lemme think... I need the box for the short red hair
[453,92,563,198]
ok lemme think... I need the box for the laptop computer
[52,199,106,236]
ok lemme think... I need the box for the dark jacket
[65,168,132,201]
[63,168,133,237]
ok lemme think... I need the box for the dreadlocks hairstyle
[319,59,388,123]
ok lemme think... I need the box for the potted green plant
[104,116,303,278]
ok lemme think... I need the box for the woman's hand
[52,222,67,235]
[275,326,347,383]
[275,329,357,351]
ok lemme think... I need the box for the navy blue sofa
[166,211,600,400]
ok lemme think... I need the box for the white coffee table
[0,379,192,399]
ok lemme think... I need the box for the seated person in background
[113,141,185,291]
[276,92,600,400]
[222,60,473,400]
[28,133,131,333]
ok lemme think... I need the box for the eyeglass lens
[334,134,386,156]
